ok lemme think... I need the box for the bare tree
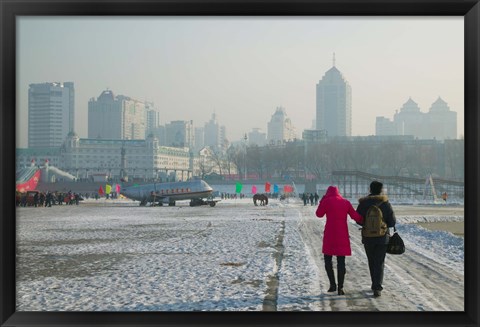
[246,145,264,179]
[225,145,239,176]
[444,139,464,180]
[227,144,245,179]
[197,157,213,179]
[210,148,224,176]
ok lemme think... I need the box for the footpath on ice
[16,198,464,311]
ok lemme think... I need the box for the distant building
[204,113,227,151]
[165,120,194,149]
[151,125,166,146]
[375,116,397,136]
[88,90,146,140]
[316,54,352,137]
[376,97,457,140]
[302,129,328,144]
[194,127,205,152]
[393,97,423,137]
[267,107,296,144]
[248,128,267,146]
[425,97,457,140]
[61,132,192,181]
[16,132,236,181]
[145,102,160,138]
[16,148,63,171]
[28,82,75,148]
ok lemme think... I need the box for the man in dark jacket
[356,181,396,298]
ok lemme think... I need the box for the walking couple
[315,181,396,298]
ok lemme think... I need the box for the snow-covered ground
[15,197,464,311]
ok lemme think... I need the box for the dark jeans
[364,243,388,291]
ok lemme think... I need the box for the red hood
[325,186,341,197]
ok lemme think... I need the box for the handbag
[386,227,405,255]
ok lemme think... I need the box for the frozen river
[16,198,464,311]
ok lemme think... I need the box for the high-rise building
[194,127,205,151]
[204,113,227,151]
[267,107,296,144]
[145,102,160,138]
[375,116,397,136]
[316,54,352,137]
[248,128,267,146]
[88,90,146,140]
[376,97,457,140]
[393,97,423,136]
[28,82,75,148]
[426,97,457,140]
[165,120,195,148]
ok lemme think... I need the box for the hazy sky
[17,16,464,148]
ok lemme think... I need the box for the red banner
[265,182,271,193]
[284,185,294,193]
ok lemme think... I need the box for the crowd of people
[15,190,89,207]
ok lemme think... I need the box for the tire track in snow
[262,220,286,311]
[347,223,463,311]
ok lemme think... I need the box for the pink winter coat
[315,186,364,256]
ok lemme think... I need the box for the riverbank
[417,221,464,237]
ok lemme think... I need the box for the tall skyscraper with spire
[316,53,352,137]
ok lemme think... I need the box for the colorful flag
[265,182,271,193]
[115,184,121,193]
[98,186,104,195]
[273,184,279,193]
[236,182,243,193]
[105,184,112,194]
[284,185,294,193]
[252,185,257,194]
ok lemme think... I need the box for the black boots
[325,255,346,295]
[326,266,337,292]
[326,266,346,295]
[337,266,346,295]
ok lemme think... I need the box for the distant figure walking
[316,186,364,295]
[33,192,39,207]
[45,192,52,207]
[356,181,396,298]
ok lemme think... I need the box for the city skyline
[17,17,464,148]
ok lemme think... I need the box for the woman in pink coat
[316,186,364,295]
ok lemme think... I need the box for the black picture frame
[1,0,478,326]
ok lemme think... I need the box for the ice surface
[16,197,464,311]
